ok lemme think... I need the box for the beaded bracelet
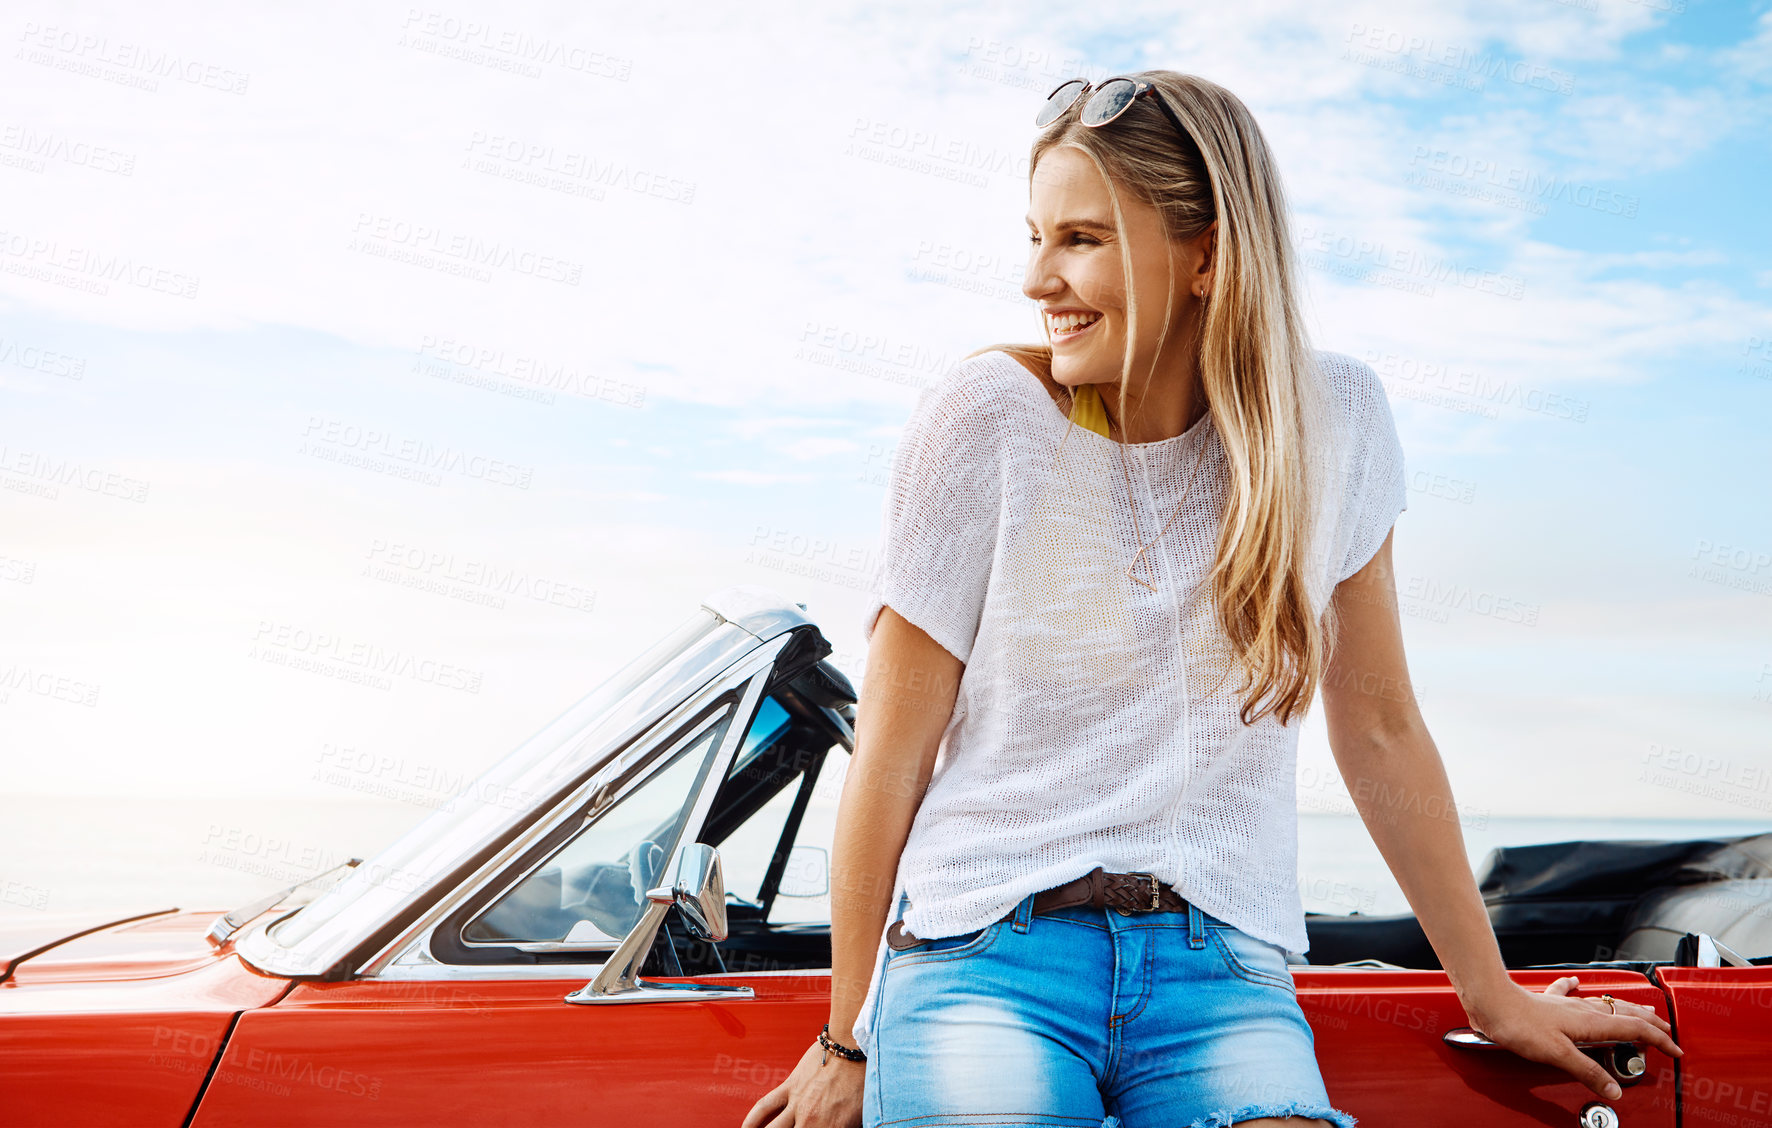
[819,1023,866,1065]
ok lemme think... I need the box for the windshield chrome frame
[371,679,856,981]
[360,641,783,978]
[236,585,817,981]
[452,706,737,952]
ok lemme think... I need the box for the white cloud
[691,469,816,484]
[1,0,1767,827]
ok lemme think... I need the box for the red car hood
[0,907,236,984]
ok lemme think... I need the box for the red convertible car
[3,586,1769,1126]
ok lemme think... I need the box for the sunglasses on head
[1035,76,1197,152]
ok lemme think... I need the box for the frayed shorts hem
[879,1117,1108,1127]
[1174,1102,1359,1128]
[872,1105,1358,1128]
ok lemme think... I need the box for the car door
[187,650,852,1125]
[1651,951,1772,1128]
[1297,964,1677,1126]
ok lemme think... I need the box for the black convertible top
[1304,831,1772,969]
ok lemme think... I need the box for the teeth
[1050,311,1101,334]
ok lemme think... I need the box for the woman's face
[1023,145,1212,391]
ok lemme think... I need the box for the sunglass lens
[1035,79,1087,127]
[1080,78,1139,126]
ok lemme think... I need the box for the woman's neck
[1098,369,1208,444]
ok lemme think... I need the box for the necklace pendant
[1126,546,1158,591]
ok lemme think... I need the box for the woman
[742,69,1681,1128]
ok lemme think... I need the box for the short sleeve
[859,365,1004,665]
[1331,356,1408,584]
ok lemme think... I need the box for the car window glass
[731,695,792,776]
[462,707,732,945]
[709,694,850,925]
[710,695,798,904]
[767,743,846,925]
[719,779,798,907]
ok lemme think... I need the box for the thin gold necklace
[1090,391,1211,592]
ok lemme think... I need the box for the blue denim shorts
[861,888,1357,1128]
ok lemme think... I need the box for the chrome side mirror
[564,842,755,1005]
[671,842,729,942]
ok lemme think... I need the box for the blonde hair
[970,69,1339,727]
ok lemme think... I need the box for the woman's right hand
[738,1039,865,1128]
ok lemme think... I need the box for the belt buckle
[1124,871,1160,913]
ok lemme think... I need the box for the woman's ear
[1194,220,1218,293]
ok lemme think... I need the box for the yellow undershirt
[1069,382,1113,438]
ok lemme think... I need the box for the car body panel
[187,972,827,1124]
[1299,967,1675,1126]
[1652,965,1772,1126]
[6,909,239,985]
[0,907,180,981]
[179,965,1689,1126]
[0,946,291,1125]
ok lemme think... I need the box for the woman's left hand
[1461,975,1684,1101]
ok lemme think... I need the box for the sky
[1,0,1769,824]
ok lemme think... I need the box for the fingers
[760,1100,798,1128]
[740,1086,788,1128]
[1572,1003,1681,1058]
[1549,978,1679,1045]
[1595,998,1675,1039]
[1601,1013,1684,1060]
[1552,1043,1624,1101]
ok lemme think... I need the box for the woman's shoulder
[912,347,1052,437]
[1310,348,1385,408]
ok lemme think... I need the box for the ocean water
[0,795,1764,926]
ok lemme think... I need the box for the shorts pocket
[883,921,1001,969]
[1206,924,1296,994]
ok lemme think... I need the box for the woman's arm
[742,605,961,1128]
[826,605,962,1046]
[1319,529,1682,1102]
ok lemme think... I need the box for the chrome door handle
[1445,1028,1647,1084]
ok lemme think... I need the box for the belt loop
[1088,866,1105,911]
[1187,901,1205,949]
[1012,890,1034,933]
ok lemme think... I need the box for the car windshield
[459,694,800,947]
[265,607,750,955]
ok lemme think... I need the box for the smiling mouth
[1049,311,1103,343]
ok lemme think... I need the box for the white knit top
[848,348,1407,1048]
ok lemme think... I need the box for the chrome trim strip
[568,980,755,1004]
[368,962,831,982]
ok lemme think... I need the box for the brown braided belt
[887,866,1189,949]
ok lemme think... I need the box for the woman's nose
[1022,246,1059,302]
